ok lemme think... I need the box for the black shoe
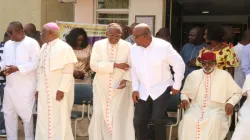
[0,129,6,137]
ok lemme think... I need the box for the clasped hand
[114,63,129,71]
[4,65,19,76]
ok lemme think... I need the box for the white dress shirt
[130,37,185,100]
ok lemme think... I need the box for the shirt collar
[48,38,59,45]
[144,36,154,49]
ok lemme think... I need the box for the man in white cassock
[88,23,135,140]
[35,22,77,140]
[0,22,40,140]
[179,52,242,140]
[231,39,250,140]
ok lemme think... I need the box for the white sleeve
[90,43,114,74]
[17,41,40,75]
[165,43,185,90]
[130,51,139,92]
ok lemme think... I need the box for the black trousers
[134,86,172,140]
[0,84,5,130]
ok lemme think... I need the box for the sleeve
[195,49,204,67]
[181,94,189,101]
[130,50,139,92]
[58,63,74,93]
[122,44,132,82]
[180,44,188,64]
[165,43,185,90]
[226,72,242,106]
[241,47,250,76]
[90,42,114,74]
[225,47,239,68]
[17,41,40,75]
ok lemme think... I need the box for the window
[95,0,129,25]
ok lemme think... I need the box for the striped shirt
[0,42,5,81]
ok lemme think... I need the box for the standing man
[24,23,42,46]
[223,26,234,48]
[180,27,207,79]
[35,22,77,140]
[125,23,138,44]
[232,39,250,140]
[155,28,171,42]
[233,30,250,88]
[0,21,40,140]
[179,52,242,140]
[130,23,185,140]
[0,32,9,137]
[89,23,135,140]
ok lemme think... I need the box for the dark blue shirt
[180,43,207,78]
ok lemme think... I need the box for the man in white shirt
[233,30,250,88]
[1,21,40,140]
[130,23,185,140]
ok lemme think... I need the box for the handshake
[114,63,130,71]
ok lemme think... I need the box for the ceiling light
[202,11,210,14]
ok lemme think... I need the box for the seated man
[178,52,242,140]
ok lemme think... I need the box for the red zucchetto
[201,52,216,61]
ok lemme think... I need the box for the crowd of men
[0,21,249,140]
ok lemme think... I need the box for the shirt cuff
[132,85,139,92]
[173,83,181,90]
[181,94,189,101]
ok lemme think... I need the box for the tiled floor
[0,121,178,140]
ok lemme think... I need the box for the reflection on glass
[98,0,129,9]
[97,20,128,26]
[97,13,129,25]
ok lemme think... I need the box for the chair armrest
[82,100,87,105]
[234,104,240,112]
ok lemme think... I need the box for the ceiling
[176,0,250,15]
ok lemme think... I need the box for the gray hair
[107,23,122,33]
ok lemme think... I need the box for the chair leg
[235,112,238,125]
[169,126,173,140]
[74,119,78,140]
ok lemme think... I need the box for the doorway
[166,0,250,52]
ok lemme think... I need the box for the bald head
[189,27,204,45]
[223,26,234,42]
[134,23,151,36]
[156,28,171,42]
[133,23,152,47]
[24,23,37,37]
[240,30,250,45]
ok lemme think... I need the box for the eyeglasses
[132,33,151,40]
[108,34,121,38]
[6,28,22,36]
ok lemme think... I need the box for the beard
[203,66,215,74]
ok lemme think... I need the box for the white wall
[75,0,94,24]
[74,0,165,32]
[129,0,164,34]
[183,15,248,23]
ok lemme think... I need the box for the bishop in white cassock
[0,22,40,140]
[179,52,242,140]
[88,23,135,140]
[35,23,77,140]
